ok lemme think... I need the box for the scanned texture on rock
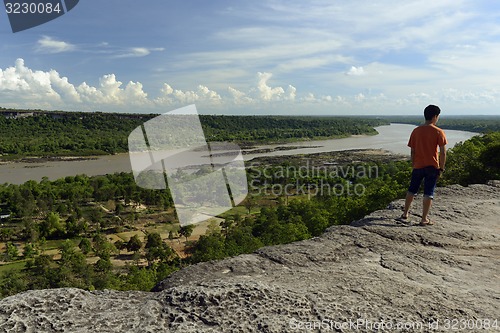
[1,184,499,332]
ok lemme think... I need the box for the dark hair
[424,105,441,121]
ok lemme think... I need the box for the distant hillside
[381,115,500,133]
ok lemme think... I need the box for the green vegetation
[0,172,179,296]
[0,157,412,298]
[200,115,386,143]
[441,132,500,185]
[187,160,412,263]
[381,115,500,133]
[0,109,388,159]
[0,111,147,157]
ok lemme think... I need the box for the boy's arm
[410,148,415,167]
[439,145,446,170]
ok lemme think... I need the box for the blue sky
[1,0,500,115]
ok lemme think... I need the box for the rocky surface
[1,183,499,332]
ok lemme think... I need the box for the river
[0,124,478,185]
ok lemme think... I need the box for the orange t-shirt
[407,124,447,169]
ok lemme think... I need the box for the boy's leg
[420,167,439,225]
[402,192,414,218]
[403,168,424,219]
[421,196,432,224]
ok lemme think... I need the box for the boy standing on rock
[401,105,447,226]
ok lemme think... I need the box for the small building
[0,111,34,119]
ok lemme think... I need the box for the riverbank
[0,155,99,165]
[248,148,407,168]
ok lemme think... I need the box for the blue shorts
[408,166,439,199]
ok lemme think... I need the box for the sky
[1,0,500,115]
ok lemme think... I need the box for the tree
[190,233,226,263]
[243,196,255,214]
[88,208,103,226]
[22,217,39,243]
[56,240,92,289]
[206,220,221,235]
[114,240,126,254]
[145,243,176,265]
[94,257,112,273]
[123,265,157,291]
[4,242,19,261]
[145,232,163,249]
[143,232,176,265]
[480,142,500,179]
[220,217,234,236]
[25,254,56,289]
[224,225,263,257]
[38,237,47,254]
[127,234,143,253]
[440,133,500,186]
[0,228,14,241]
[40,211,64,238]
[179,225,194,242]
[0,271,28,298]
[115,202,123,216]
[92,234,116,259]
[65,217,77,238]
[23,243,38,258]
[79,238,92,255]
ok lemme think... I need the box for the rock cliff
[1,183,499,332]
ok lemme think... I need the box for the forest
[0,109,388,158]
[1,130,498,298]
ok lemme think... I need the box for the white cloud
[345,66,365,76]
[285,85,297,101]
[257,72,284,101]
[227,86,245,99]
[301,93,316,103]
[49,70,81,103]
[75,74,150,106]
[36,36,76,54]
[0,59,59,102]
[228,86,254,105]
[161,84,174,95]
[155,84,221,105]
[1,59,499,114]
[34,38,164,59]
[0,59,152,109]
[115,47,165,58]
[0,59,30,91]
[1,60,310,111]
[197,85,222,103]
[355,93,366,102]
